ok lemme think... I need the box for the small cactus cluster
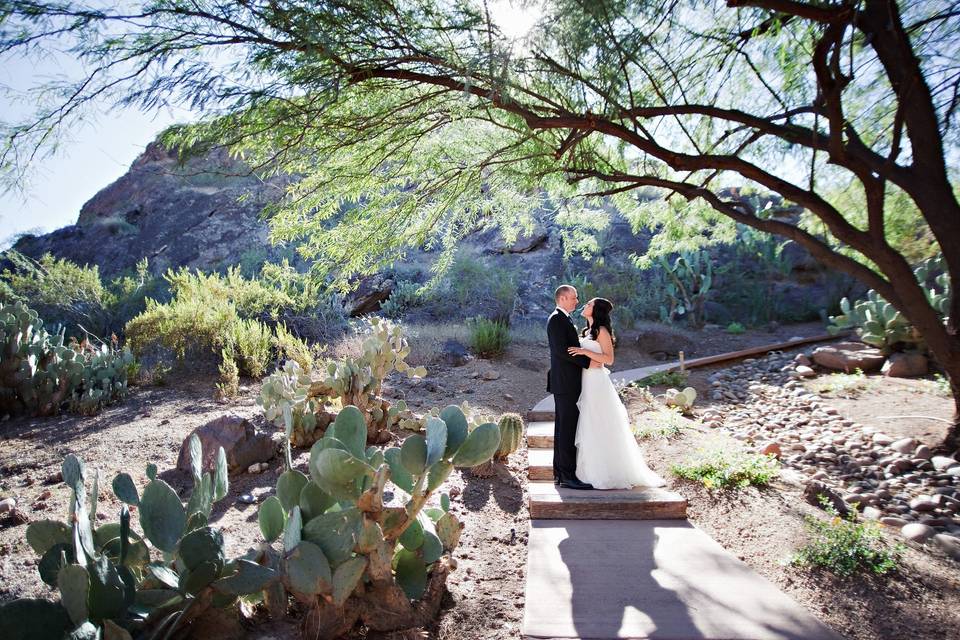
[829,255,950,353]
[0,301,133,416]
[658,250,713,327]
[0,437,271,640]
[259,318,423,446]
[257,403,500,637]
[664,387,697,414]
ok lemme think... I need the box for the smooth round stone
[914,445,933,460]
[238,494,257,504]
[862,506,883,520]
[890,438,917,455]
[872,433,894,446]
[933,533,960,560]
[881,516,908,527]
[901,523,936,543]
[0,498,15,514]
[931,456,958,471]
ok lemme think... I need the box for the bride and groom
[547,285,665,491]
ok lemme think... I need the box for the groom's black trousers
[553,393,580,481]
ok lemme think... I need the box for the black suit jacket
[547,308,591,395]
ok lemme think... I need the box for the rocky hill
[10,134,846,323]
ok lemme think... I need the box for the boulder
[635,326,694,359]
[881,351,928,378]
[803,480,850,516]
[811,341,885,373]
[933,533,960,560]
[901,523,936,543]
[441,340,473,367]
[176,415,276,476]
[890,438,917,455]
[345,275,395,316]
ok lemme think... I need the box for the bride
[567,298,665,490]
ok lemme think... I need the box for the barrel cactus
[257,403,499,638]
[0,301,133,416]
[0,437,273,640]
[494,413,523,462]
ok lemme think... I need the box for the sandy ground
[1,320,957,639]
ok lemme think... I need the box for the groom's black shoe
[558,475,593,490]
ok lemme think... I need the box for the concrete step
[522,519,843,639]
[527,448,554,481]
[528,481,687,520]
[526,421,554,449]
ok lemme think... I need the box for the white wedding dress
[575,337,666,490]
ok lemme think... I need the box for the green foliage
[434,251,518,323]
[0,301,133,416]
[1,441,274,640]
[252,403,495,629]
[125,265,337,384]
[656,250,713,327]
[671,449,779,489]
[557,254,667,329]
[791,501,903,577]
[829,255,950,354]
[260,318,423,447]
[635,370,688,388]
[467,317,510,358]
[726,322,745,334]
[0,252,161,339]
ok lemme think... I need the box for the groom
[546,285,594,490]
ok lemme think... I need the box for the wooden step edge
[529,496,688,520]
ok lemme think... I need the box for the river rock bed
[700,351,960,561]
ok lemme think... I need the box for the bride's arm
[567,328,615,366]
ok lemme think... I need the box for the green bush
[635,370,688,387]
[791,502,903,577]
[671,449,779,489]
[468,318,511,357]
[0,251,161,338]
[437,251,517,322]
[726,321,745,334]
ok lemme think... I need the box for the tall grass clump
[468,318,511,358]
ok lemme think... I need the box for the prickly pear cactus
[0,438,274,640]
[0,301,133,416]
[664,387,697,414]
[657,250,713,327]
[260,318,423,446]
[829,255,949,354]
[494,413,524,462]
[257,403,499,637]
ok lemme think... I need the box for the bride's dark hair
[582,298,616,344]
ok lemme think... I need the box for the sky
[0,1,540,248]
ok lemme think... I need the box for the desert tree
[1,0,958,444]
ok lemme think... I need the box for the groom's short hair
[555,284,576,302]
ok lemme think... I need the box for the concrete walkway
[523,520,843,640]
[522,402,841,638]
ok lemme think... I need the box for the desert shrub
[791,501,903,577]
[726,321,745,334]
[468,317,511,357]
[635,370,688,387]
[808,369,869,397]
[230,317,273,377]
[0,252,164,339]
[634,411,688,439]
[671,449,779,489]
[434,250,517,322]
[274,322,318,372]
[217,346,241,398]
